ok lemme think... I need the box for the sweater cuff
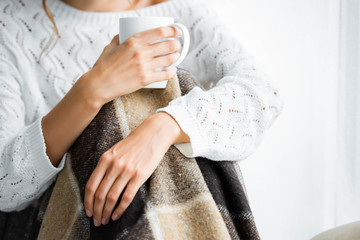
[155,101,209,159]
[24,117,66,182]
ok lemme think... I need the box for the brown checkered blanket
[0,68,260,240]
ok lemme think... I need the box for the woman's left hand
[84,112,189,227]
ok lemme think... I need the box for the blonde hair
[39,0,141,79]
[39,0,60,65]
[39,0,140,64]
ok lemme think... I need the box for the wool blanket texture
[0,68,260,240]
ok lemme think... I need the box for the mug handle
[162,23,190,70]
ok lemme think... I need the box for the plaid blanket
[0,68,260,240]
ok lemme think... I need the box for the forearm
[42,72,103,167]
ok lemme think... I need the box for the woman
[0,0,283,232]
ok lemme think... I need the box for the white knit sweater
[0,0,283,212]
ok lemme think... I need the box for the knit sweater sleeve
[0,28,66,212]
[155,1,284,161]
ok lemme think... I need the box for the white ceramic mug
[119,16,190,89]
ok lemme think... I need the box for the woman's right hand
[80,26,182,108]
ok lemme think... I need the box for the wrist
[147,112,190,146]
[74,70,105,111]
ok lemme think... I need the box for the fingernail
[85,209,91,217]
[94,219,100,227]
[174,27,182,37]
[102,218,108,225]
[112,213,119,221]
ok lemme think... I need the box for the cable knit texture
[0,0,283,212]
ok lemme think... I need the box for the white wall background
[209,0,345,239]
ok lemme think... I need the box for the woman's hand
[81,26,182,109]
[83,112,190,227]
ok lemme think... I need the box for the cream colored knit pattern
[0,0,283,212]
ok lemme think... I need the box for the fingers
[146,38,182,58]
[152,67,178,81]
[134,26,180,46]
[149,51,180,71]
[101,174,130,225]
[84,155,109,218]
[83,124,166,226]
[135,62,177,86]
[92,170,119,226]
[106,34,120,51]
[111,34,120,44]
[112,175,144,221]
